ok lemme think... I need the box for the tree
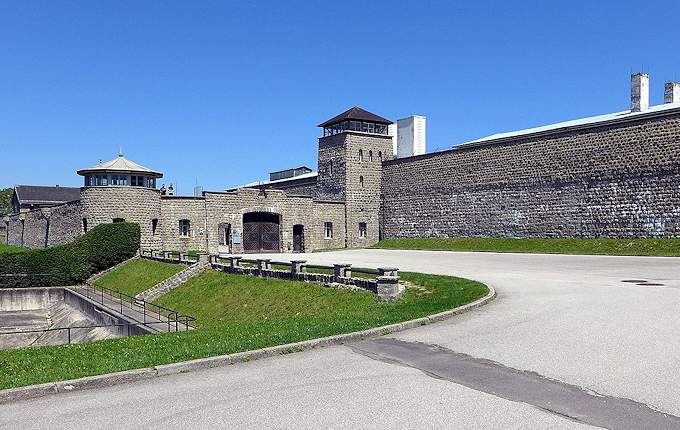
[0,188,13,216]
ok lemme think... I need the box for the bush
[0,222,140,288]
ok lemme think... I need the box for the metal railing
[71,284,195,333]
[0,319,192,347]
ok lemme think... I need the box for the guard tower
[316,107,393,248]
[77,153,163,188]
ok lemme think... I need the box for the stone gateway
[4,73,680,252]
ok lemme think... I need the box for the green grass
[94,258,186,297]
[0,243,26,254]
[0,270,487,390]
[373,237,680,257]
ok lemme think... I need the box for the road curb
[0,285,496,404]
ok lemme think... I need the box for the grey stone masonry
[381,109,680,238]
[377,276,404,303]
[665,82,680,104]
[136,255,210,302]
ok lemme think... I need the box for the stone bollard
[290,260,307,275]
[377,276,401,303]
[334,264,352,280]
[257,259,272,271]
[378,267,399,277]
[179,252,187,261]
[197,253,209,264]
[163,251,172,260]
[228,256,242,268]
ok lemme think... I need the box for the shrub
[0,222,140,288]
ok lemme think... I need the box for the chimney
[631,72,649,112]
[664,82,680,104]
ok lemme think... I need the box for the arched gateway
[242,212,280,253]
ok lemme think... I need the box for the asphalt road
[3,249,680,429]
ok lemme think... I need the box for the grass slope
[0,244,26,254]
[94,258,186,297]
[373,237,680,257]
[0,270,487,389]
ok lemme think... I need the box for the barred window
[179,219,190,237]
[324,222,333,239]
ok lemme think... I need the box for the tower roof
[318,107,392,128]
[77,154,163,178]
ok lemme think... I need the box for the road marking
[350,338,680,430]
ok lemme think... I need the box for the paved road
[3,249,680,429]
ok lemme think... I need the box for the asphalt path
[3,249,680,429]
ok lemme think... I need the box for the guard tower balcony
[76,154,163,189]
[318,107,392,137]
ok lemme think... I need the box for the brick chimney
[664,82,680,104]
[631,72,649,112]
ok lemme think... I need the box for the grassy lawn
[0,243,26,253]
[94,258,186,297]
[373,237,680,257]
[0,270,487,390]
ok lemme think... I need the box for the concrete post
[228,256,242,268]
[334,264,352,280]
[257,259,271,271]
[291,260,307,275]
[377,276,401,302]
[198,253,209,264]
[378,267,399,277]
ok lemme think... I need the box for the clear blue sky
[2,1,679,193]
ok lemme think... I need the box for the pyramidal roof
[77,154,163,178]
[318,107,392,127]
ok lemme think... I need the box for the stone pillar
[179,252,187,261]
[291,260,307,275]
[334,264,352,279]
[377,276,401,302]
[664,82,680,104]
[631,72,649,112]
[378,267,399,277]
[228,256,242,268]
[257,259,271,271]
[163,251,172,260]
[197,253,209,264]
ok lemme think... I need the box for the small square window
[179,219,190,237]
[324,222,333,239]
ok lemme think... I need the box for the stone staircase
[135,259,210,302]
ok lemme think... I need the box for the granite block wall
[46,200,82,246]
[381,111,680,238]
[160,196,207,252]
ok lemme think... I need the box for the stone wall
[0,220,6,245]
[160,196,207,252]
[46,200,82,247]
[381,110,680,238]
[21,210,49,248]
[6,216,23,247]
[81,187,162,249]
[204,188,345,254]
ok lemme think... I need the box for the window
[82,218,88,233]
[329,160,333,176]
[358,149,363,162]
[152,219,158,236]
[324,222,333,239]
[359,222,367,238]
[131,175,144,187]
[369,150,373,161]
[112,218,125,223]
[359,175,364,187]
[179,219,190,237]
[378,151,383,161]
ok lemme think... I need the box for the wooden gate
[243,212,280,253]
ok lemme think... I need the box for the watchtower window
[358,150,363,162]
[179,219,190,237]
[152,219,159,236]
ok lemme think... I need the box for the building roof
[462,102,680,147]
[234,171,318,189]
[269,166,312,175]
[14,185,81,206]
[318,107,392,128]
[76,154,163,178]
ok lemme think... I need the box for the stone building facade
[5,74,680,251]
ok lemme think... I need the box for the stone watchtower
[76,153,164,250]
[316,107,394,248]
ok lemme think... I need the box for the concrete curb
[0,285,496,405]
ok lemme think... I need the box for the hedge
[0,222,140,288]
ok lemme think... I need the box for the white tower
[396,115,426,158]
